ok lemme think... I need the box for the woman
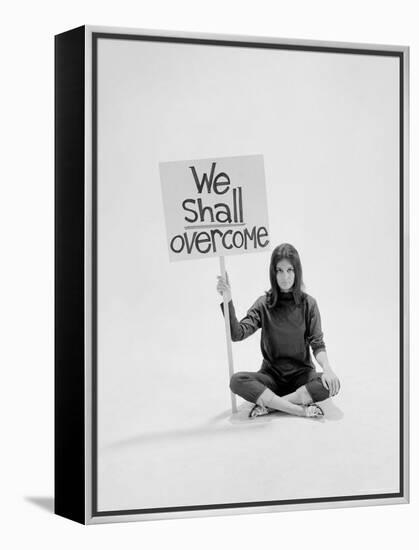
[217,243,340,418]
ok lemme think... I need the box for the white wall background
[96,37,400,509]
[1,0,417,548]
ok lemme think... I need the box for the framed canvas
[54,25,409,524]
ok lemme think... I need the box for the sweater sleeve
[220,298,262,341]
[306,298,326,356]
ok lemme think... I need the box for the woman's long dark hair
[266,243,305,308]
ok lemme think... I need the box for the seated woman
[217,243,340,418]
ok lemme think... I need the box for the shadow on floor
[104,405,272,451]
[25,496,54,513]
[320,399,345,421]
[104,399,344,451]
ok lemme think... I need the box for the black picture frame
[55,25,409,524]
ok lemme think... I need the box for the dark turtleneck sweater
[221,291,326,379]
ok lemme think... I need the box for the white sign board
[159,155,270,261]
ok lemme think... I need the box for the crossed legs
[282,385,314,405]
[230,370,330,417]
[255,388,307,416]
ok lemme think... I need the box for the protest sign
[159,155,270,262]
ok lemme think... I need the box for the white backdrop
[1,0,417,549]
[96,36,400,509]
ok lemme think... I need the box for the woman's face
[275,259,295,292]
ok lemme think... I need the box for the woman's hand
[216,273,232,302]
[321,369,340,397]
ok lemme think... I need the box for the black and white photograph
[2,1,417,549]
[81,27,407,518]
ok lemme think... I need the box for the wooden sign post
[219,255,237,413]
[159,154,270,413]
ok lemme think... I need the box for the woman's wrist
[315,351,332,373]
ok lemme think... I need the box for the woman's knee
[305,377,335,403]
[229,373,242,394]
[229,372,249,394]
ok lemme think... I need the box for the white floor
[97,367,400,511]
